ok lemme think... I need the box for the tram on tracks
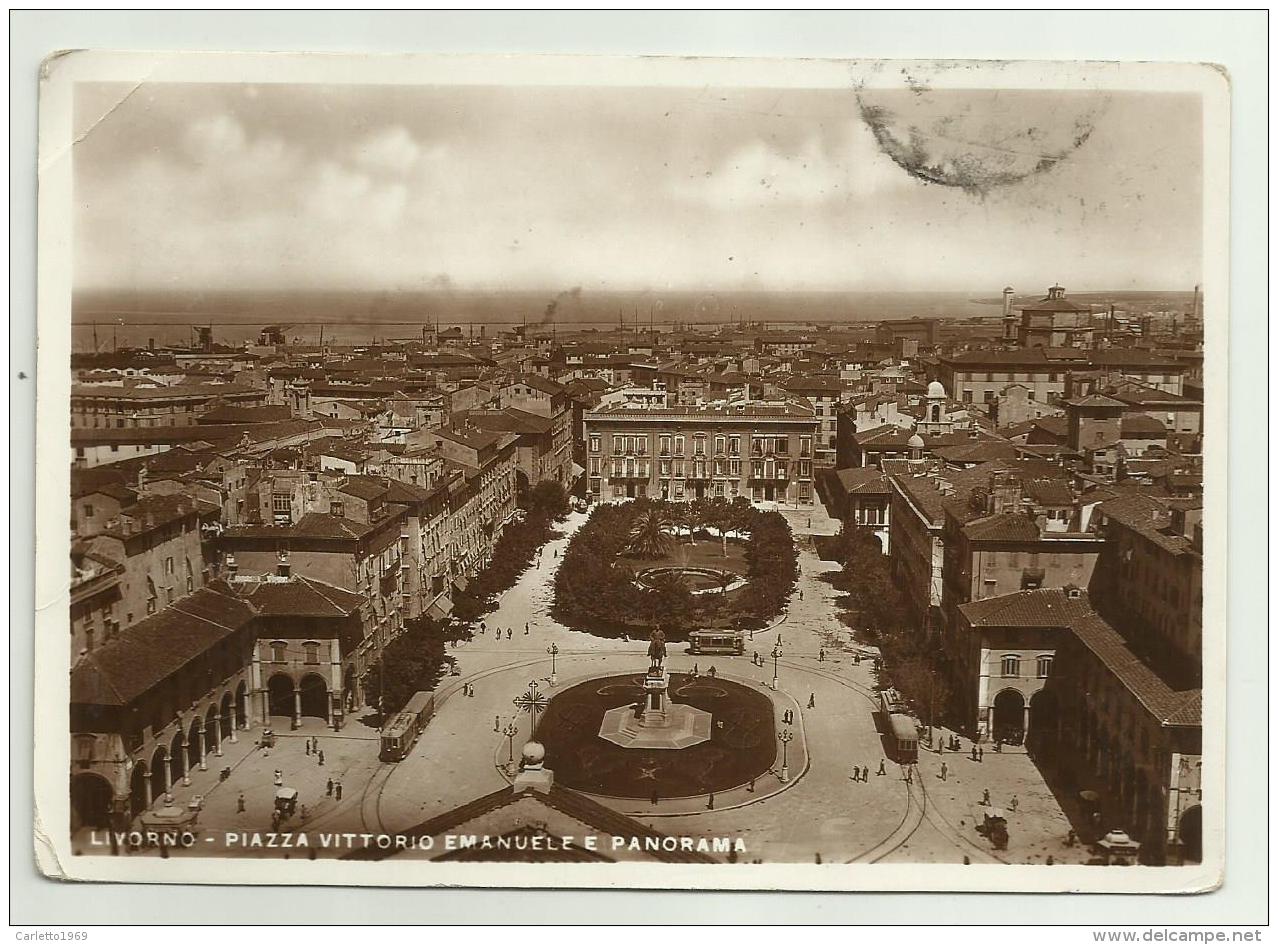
[379,691,435,762]
[688,629,745,655]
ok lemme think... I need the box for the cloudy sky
[72,82,1203,292]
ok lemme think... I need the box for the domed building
[916,381,956,436]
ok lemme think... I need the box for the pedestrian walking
[978,746,984,762]
[982,789,991,806]
[971,746,978,762]
[318,750,325,766]
[650,790,659,806]
[271,811,281,831]
[708,665,717,678]
[940,762,948,781]
[507,628,513,640]
[747,779,755,793]
[904,767,913,784]
[877,759,886,776]
[807,693,816,709]
[494,715,500,732]
[524,623,529,635]
[937,738,943,754]
[799,590,804,601]
[469,686,476,699]
[818,649,825,662]
[326,778,334,797]
[1010,795,1019,812]
[334,781,343,801]
[305,740,311,756]
[237,793,246,813]
[273,769,283,787]
[707,793,715,810]
[692,663,699,676]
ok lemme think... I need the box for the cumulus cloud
[672,120,910,209]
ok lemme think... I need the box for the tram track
[850,775,926,863]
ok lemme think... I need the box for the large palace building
[582,398,820,506]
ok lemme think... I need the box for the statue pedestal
[598,669,712,750]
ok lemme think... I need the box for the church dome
[927,381,947,399]
[907,433,926,449]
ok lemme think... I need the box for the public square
[76,500,1091,866]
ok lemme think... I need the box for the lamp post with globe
[778,727,794,782]
[502,720,518,773]
[770,640,784,691]
[547,643,560,686]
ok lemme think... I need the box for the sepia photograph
[31,46,1233,900]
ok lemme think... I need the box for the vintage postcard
[34,51,1228,892]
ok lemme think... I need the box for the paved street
[97,500,1088,865]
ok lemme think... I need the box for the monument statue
[647,629,667,674]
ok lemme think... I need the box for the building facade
[583,399,820,506]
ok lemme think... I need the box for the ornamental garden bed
[551,497,798,641]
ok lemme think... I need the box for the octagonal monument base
[598,702,713,750]
[597,667,713,750]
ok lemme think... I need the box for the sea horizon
[69,286,1196,352]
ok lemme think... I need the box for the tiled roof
[833,467,891,495]
[1121,414,1168,436]
[961,512,1043,542]
[468,408,555,435]
[932,441,1020,464]
[1097,494,1198,556]
[70,589,256,706]
[338,476,390,500]
[1067,394,1126,409]
[234,576,364,617]
[197,405,292,424]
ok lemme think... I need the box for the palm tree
[627,508,672,560]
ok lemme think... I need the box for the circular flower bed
[633,566,747,596]
[537,672,777,798]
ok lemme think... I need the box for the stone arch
[168,731,186,784]
[991,688,1026,744]
[267,673,295,719]
[204,704,220,756]
[186,717,203,770]
[70,771,114,831]
[219,692,234,739]
[299,673,330,721]
[129,762,150,818]
[150,747,168,800]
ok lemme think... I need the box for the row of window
[999,654,1053,678]
[597,457,815,480]
[589,433,813,458]
[591,479,814,503]
[268,641,325,664]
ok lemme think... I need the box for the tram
[688,629,744,655]
[379,691,435,762]
[887,713,920,765]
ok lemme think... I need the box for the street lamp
[778,727,794,782]
[502,720,518,772]
[770,641,783,691]
[547,643,559,686]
